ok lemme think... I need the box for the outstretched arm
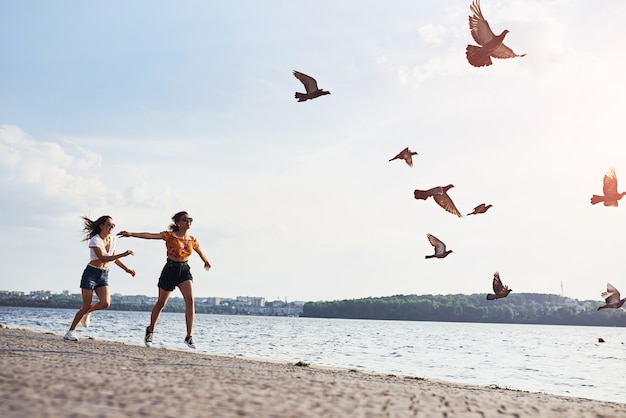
[114,258,136,277]
[91,247,133,263]
[117,231,163,240]
[195,247,211,270]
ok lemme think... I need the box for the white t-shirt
[88,235,117,262]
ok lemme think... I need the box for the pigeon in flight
[590,167,626,207]
[389,147,418,167]
[425,234,453,259]
[467,203,493,216]
[597,283,626,310]
[414,184,462,217]
[466,0,526,68]
[293,71,331,102]
[486,272,512,300]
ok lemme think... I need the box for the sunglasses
[180,218,193,223]
[105,223,116,228]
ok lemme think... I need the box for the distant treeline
[0,298,232,315]
[301,293,626,327]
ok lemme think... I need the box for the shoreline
[1,327,625,417]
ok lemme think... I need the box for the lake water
[1,306,624,404]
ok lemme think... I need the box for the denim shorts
[158,259,193,291]
[80,264,109,290]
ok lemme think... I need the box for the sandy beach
[0,327,624,417]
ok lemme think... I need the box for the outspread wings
[395,147,410,157]
[468,0,524,59]
[390,147,413,165]
[433,193,462,217]
[293,71,319,94]
[469,0,495,45]
[492,272,504,293]
[602,283,621,304]
[427,234,447,255]
[603,168,619,196]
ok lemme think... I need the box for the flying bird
[414,184,462,217]
[467,203,493,216]
[425,234,453,259]
[293,71,331,102]
[597,283,626,310]
[466,0,526,67]
[590,167,626,207]
[389,147,418,167]
[486,272,512,300]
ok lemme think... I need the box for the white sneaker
[81,313,91,328]
[64,330,78,341]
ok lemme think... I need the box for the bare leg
[92,286,111,311]
[149,288,172,332]
[178,280,195,337]
[69,289,94,330]
[70,286,111,330]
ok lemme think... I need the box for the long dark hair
[81,215,111,241]
[168,211,188,232]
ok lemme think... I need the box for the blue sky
[2,0,626,303]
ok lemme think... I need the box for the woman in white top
[64,215,135,341]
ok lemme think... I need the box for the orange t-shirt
[160,231,199,261]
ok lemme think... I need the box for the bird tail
[414,190,430,200]
[466,45,492,67]
[295,92,307,101]
[486,294,496,300]
[590,195,604,205]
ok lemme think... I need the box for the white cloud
[419,23,447,47]
[0,125,177,216]
[125,181,174,208]
[0,125,108,207]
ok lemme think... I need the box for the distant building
[29,290,52,300]
[198,297,221,306]
[235,296,265,307]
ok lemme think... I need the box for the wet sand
[1,327,624,417]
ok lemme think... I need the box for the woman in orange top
[118,211,211,349]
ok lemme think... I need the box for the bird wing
[390,147,409,161]
[602,168,619,196]
[293,71,319,93]
[405,154,414,167]
[468,0,496,45]
[427,234,446,255]
[603,283,621,303]
[492,272,503,293]
[433,192,463,217]
[490,44,525,59]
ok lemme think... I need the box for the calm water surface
[1,306,624,404]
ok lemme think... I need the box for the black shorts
[158,259,193,291]
[80,265,109,290]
